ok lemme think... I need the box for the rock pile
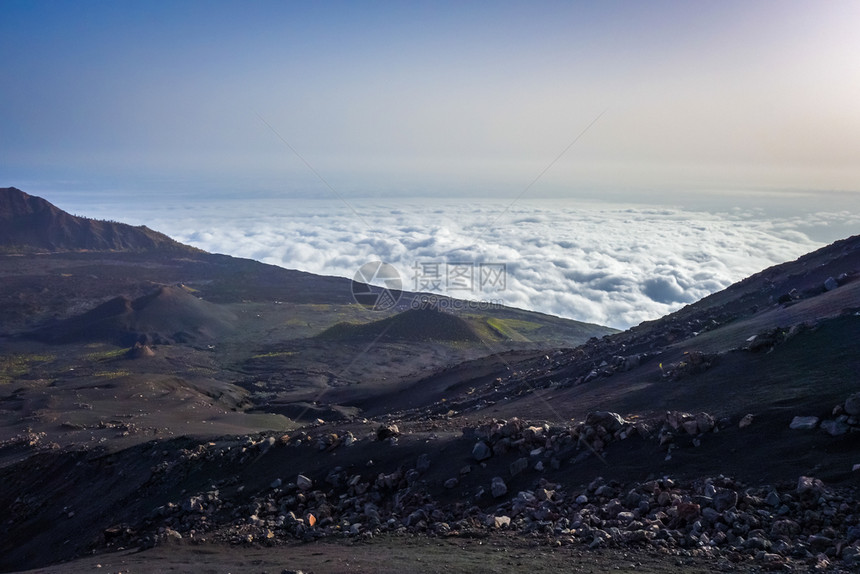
[138,459,860,570]
[120,416,860,570]
[463,410,725,467]
[789,392,860,437]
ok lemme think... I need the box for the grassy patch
[93,370,131,379]
[0,353,55,384]
[484,317,543,341]
[251,350,297,359]
[84,347,127,362]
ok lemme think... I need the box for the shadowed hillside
[27,285,237,345]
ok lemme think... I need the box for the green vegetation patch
[0,353,55,384]
[251,350,297,360]
[484,317,544,341]
[93,370,131,379]
[84,347,127,362]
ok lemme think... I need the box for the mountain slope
[27,285,238,345]
[318,308,485,343]
[0,187,191,252]
[376,234,860,483]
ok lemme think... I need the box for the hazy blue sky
[3,0,860,203]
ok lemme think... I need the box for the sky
[3,0,860,198]
[2,1,860,328]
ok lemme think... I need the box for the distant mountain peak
[0,187,192,253]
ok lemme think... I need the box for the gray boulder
[821,419,850,436]
[491,476,507,498]
[472,441,492,461]
[845,392,860,416]
[585,411,627,433]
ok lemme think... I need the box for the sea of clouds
[73,196,859,330]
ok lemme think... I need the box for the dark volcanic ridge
[0,187,191,253]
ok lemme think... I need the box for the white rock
[297,474,313,490]
[493,515,511,528]
[789,416,819,430]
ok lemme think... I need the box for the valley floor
[18,534,752,574]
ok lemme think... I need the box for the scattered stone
[83,414,860,572]
[164,528,182,540]
[472,441,492,461]
[789,416,819,430]
[797,476,825,498]
[765,490,781,507]
[376,424,400,440]
[585,411,627,433]
[739,414,755,428]
[824,276,838,291]
[296,474,313,491]
[820,419,850,436]
[844,392,860,416]
[490,476,507,498]
[695,412,715,433]
[682,419,699,436]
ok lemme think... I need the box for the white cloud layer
[75,198,858,329]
